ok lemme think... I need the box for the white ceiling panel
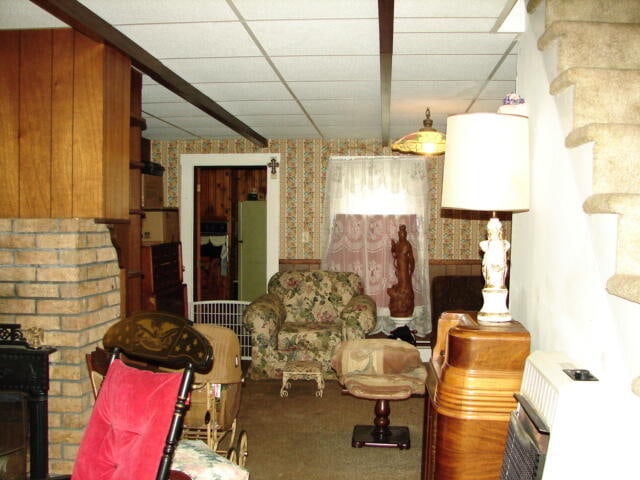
[158,57,279,83]
[79,0,236,23]
[395,0,511,18]
[0,0,66,28]
[233,0,378,21]
[249,19,379,56]
[313,114,381,127]
[218,100,304,116]
[6,0,522,141]
[300,99,380,116]
[394,18,496,33]
[289,81,379,100]
[394,32,518,55]
[272,56,379,82]
[393,54,508,80]
[197,82,292,102]
[236,114,313,127]
[143,102,211,117]
[117,22,261,58]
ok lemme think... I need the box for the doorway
[180,153,281,308]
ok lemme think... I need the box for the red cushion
[72,359,182,479]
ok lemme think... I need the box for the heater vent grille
[501,351,603,480]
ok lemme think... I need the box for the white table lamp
[441,112,529,322]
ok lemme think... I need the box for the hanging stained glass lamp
[391,108,446,156]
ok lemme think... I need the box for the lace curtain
[320,156,431,337]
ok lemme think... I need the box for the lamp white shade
[441,112,530,212]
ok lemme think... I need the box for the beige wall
[151,137,508,261]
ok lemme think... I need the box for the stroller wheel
[226,447,237,464]
[236,430,248,467]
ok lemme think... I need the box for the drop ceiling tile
[142,85,186,103]
[392,54,507,80]
[392,80,486,98]
[479,80,517,98]
[116,22,260,58]
[218,100,304,116]
[492,55,518,80]
[161,57,279,83]
[233,0,378,20]
[289,81,379,100]
[273,56,379,82]
[142,126,200,140]
[312,114,381,127]
[395,0,510,18]
[395,18,496,33]
[0,0,66,28]
[236,114,312,127]
[249,19,379,56]
[143,102,208,117]
[467,99,507,112]
[160,116,230,129]
[394,32,518,55]
[78,0,236,23]
[300,99,380,116]
[197,82,292,102]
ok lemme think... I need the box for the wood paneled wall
[0,28,130,220]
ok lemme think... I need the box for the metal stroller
[183,325,248,467]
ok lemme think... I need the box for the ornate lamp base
[478,288,512,323]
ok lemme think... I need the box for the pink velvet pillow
[72,359,182,479]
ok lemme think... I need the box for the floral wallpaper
[150,138,505,260]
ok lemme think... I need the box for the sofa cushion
[268,271,360,324]
[278,322,342,353]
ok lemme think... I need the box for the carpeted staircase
[529,0,640,303]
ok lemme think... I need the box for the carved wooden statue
[387,224,415,318]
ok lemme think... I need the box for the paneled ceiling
[1,0,524,145]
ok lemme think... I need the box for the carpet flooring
[235,378,425,480]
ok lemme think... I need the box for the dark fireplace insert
[0,324,56,480]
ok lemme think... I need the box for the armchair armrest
[340,294,377,340]
[243,293,286,347]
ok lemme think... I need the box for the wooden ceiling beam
[378,0,394,146]
[29,0,269,147]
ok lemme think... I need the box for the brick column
[0,218,121,474]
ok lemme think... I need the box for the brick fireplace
[0,218,121,474]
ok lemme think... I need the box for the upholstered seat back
[268,270,364,324]
[72,359,182,479]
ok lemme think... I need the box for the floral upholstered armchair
[243,270,377,379]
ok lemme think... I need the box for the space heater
[500,350,604,480]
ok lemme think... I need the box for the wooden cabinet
[0,28,130,220]
[141,242,186,317]
[422,312,530,480]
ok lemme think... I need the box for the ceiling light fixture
[391,108,446,156]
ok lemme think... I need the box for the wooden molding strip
[29,0,268,148]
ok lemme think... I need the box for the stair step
[539,21,640,72]
[607,274,640,304]
[550,68,640,131]
[583,193,640,215]
[544,0,640,25]
[567,124,640,194]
